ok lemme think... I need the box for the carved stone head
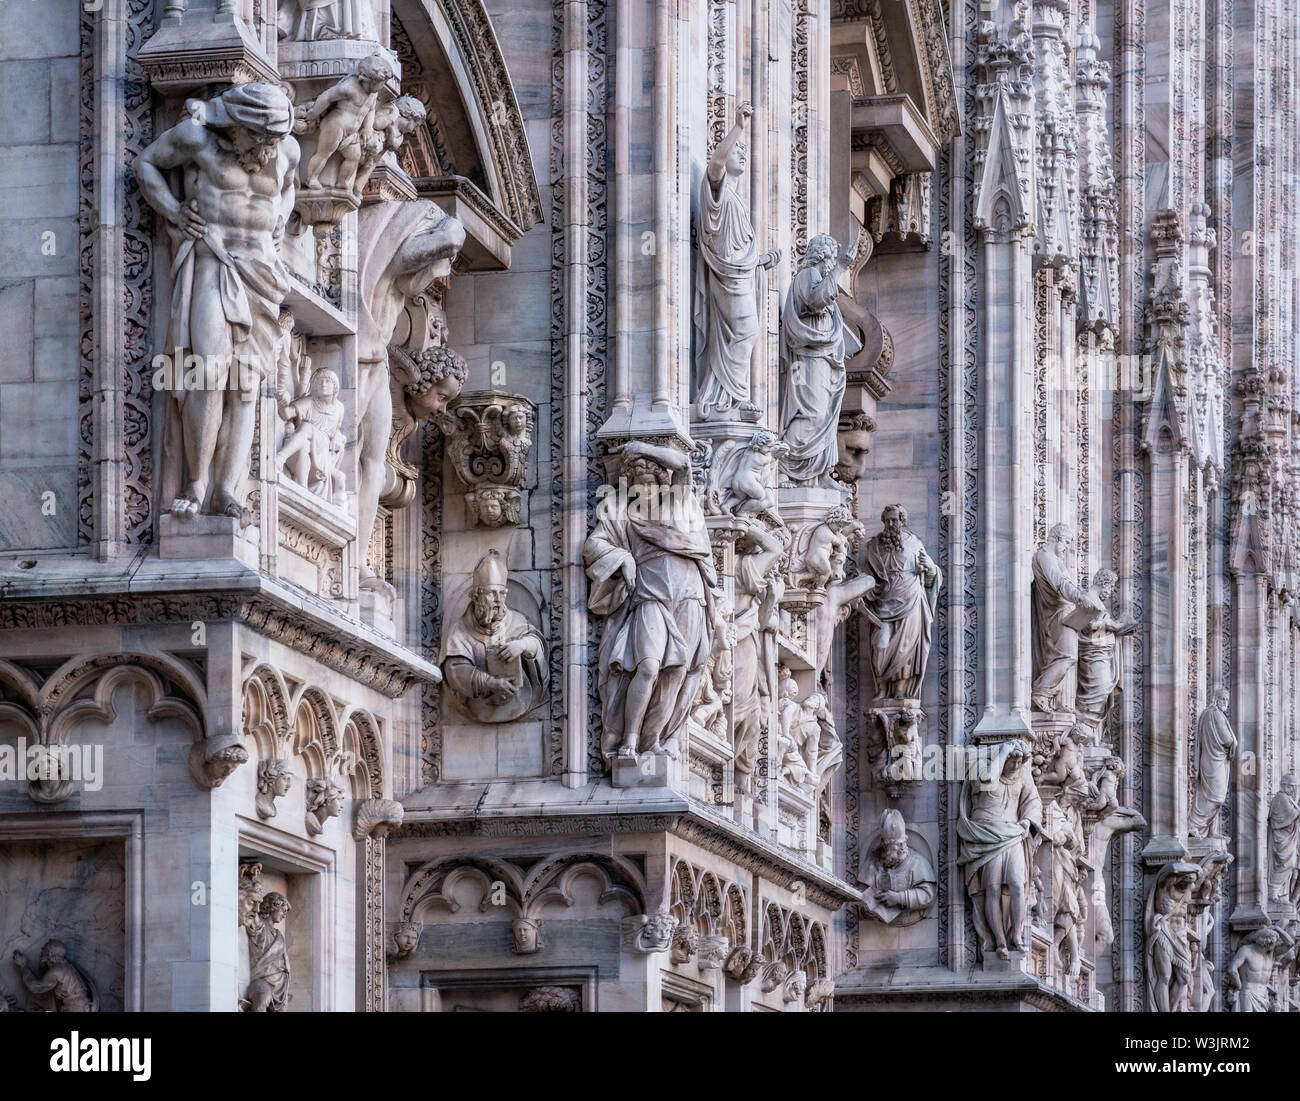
[782,968,808,1004]
[260,891,291,925]
[639,911,677,952]
[469,550,509,630]
[697,933,730,971]
[511,917,542,955]
[392,921,421,958]
[670,923,699,965]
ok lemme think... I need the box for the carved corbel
[352,797,404,840]
[438,392,537,527]
[621,912,677,954]
[188,733,250,791]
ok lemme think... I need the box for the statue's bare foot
[996,947,1010,961]
[170,495,200,518]
[616,744,637,761]
[211,491,244,519]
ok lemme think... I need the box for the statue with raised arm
[136,82,299,519]
[778,233,862,486]
[694,102,780,421]
[859,504,942,701]
[584,441,723,761]
[11,940,96,1012]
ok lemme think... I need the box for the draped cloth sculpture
[693,102,779,420]
[957,739,1042,960]
[778,234,862,486]
[1031,524,1102,712]
[1268,772,1300,903]
[136,82,298,519]
[584,441,721,760]
[1145,861,1200,1012]
[1188,687,1237,838]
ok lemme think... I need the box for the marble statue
[305,779,344,835]
[760,960,789,994]
[357,200,466,586]
[1224,925,1293,1012]
[387,343,470,508]
[1045,786,1089,976]
[441,550,547,723]
[1268,772,1300,903]
[693,101,780,421]
[512,917,542,954]
[391,922,421,959]
[776,675,812,787]
[276,366,347,504]
[584,441,722,761]
[957,739,1042,960]
[621,912,676,953]
[256,758,293,820]
[834,413,876,484]
[778,233,862,486]
[355,95,428,195]
[1188,687,1237,839]
[805,977,835,1010]
[801,690,843,790]
[731,519,787,787]
[724,946,763,985]
[782,968,808,1004]
[1145,861,1200,1012]
[296,55,392,194]
[241,892,292,1012]
[793,504,861,590]
[811,566,880,689]
[859,504,942,700]
[1073,568,1137,731]
[136,82,298,519]
[705,430,787,521]
[859,809,936,925]
[671,924,698,965]
[698,933,729,971]
[11,940,96,1012]
[1031,523,1103,712]
[279,0,370,41]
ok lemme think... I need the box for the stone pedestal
[159,513,260,569]
[611,751,672,789]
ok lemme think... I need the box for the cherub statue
[355,94,427,193]
[706,429,787,522]
[776,675,811,787]
[296,54,393,192]
[796,505,862,590]
[277,366,347,504]
[1086,754,1125,816]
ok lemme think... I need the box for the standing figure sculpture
[1188,687,1238,838]
[1268,772,1300,904]
[778,233,862,486]
[1073,568,1137,732]
[1145,861,1201,1012]
[1031,524,1103,712]
[1224,926,1294,1012]
[136,82,299,519]
[11,940,96,1012]
[859,504,942,701]
[241,891,292,1012]
[296,54,391,194]
[694,102,780,420]
[731,519,787,788]
[956,739,1042,960]
[584,441,723,761]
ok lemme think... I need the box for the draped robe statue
[1188,688,1237,838]
[584,442,721,760]
[778,234,861,486]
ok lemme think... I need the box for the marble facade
[0,0,1297,1015]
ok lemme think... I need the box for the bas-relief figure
[1268,772,1300,904]
[956,739,1042,960]
[1072,568,1136,732]
[11,940,97,1012]
[441,550,547,723]
[1146,861,1201,1012]
[584,441,722,761]
[440,393,535,528]
[355,96,428,195]
[518,986,581,1012]
[512,917,542,954]
[858,809,936,925]
[357,199,466,585]
[1045,785,1089,977]
[724,945,763,985]
[1031,524,1103,713]
[1224,926,1295,1012]
[390,922,421,959]
[1188,687,1237,839]
[276,365,347,505]
[136,83,299,520]
[693,102,780,422]
[778,233,863,487]
[241,891,292,1012]
[670,923,699,965]
[858,504,941,701]
[621,912,676,953]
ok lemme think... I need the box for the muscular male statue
[137,83,299,519]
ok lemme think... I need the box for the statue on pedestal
[1189,687,1237,839]
[778,234,862,487]
[859,504,941,702]
[136,82,298,519]
[957,739,1042,960]
[1145,861,1201,1012]
[241,892,292,1012]
[1031,524,1103,712]
[694,102,780,421]
[1224,925,1294,1012]
[1268,772,1300,904]
[1073,568,1137,732]
[584,441,723,761]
